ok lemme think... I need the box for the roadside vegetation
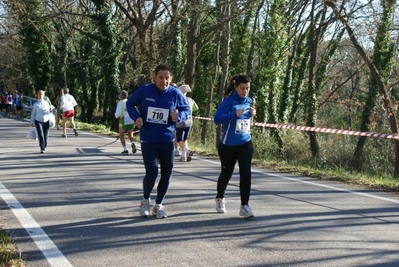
[0,225,25,267]
[75,120,399,192]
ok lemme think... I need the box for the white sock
[123,146,127,150]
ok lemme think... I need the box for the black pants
[34,120,49,151]
[141,142,174,205]
[216,140,253,205]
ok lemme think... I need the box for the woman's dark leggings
[216,140,253,205]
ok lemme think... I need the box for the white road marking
[0,182,73,267]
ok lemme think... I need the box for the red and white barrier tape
[193,116,399,140]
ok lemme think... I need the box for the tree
[7,0,53,92]
[351,0,398,173]
[90,0,124,125]
[324,0,399,177]
[113,0,164,83]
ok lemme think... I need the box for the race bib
[235,119,251,134]
[147,106,169,124]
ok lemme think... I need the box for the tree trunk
[201,31,221,145]
[216,1,231,148]
[183,0,201,90]
[305,0,320,158]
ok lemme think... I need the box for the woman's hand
[236,108,245,117]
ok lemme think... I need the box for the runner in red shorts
[60,87,78,138]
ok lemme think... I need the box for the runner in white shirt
[60,87,78,138]
[5,91,13,117]
[114,90,137,154]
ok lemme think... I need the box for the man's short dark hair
[154,64,172,75]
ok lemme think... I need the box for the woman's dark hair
[154,64,172,76]
[224,74,251,97]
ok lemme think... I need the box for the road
[1,116,399,267]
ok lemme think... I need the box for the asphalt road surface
[1,116,399,267]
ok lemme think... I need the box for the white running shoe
[140,198,151,217]
[152,204,167,219]
[239,205,254,218]
[215,198,226,213]
[174,149,180,156]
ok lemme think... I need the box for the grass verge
[0,225,25,267]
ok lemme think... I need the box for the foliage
[0,226,25,267]
[9,0,53,93]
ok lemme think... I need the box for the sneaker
[179,156,186,162]
[239,205,254,218]
[57,125,60,130]
[174,149,180,156]
[131,143,137,154]
[62,134,67,138]
[140,198,151,217]
[73,128,78,137]
[121,150,129,154]
[215,198,226,213]
[186,150,194,162]
[152,204,167,219]
[40,150,45,154]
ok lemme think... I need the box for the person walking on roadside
[4,91,13,117]
[115,90,137,154]
[213,74,256,218]
[126,64,191,219]
[60,86,78,138]
[0,91,5,115]
[175,84,198,162]
[30,89,52,153]
[14,91,23,119]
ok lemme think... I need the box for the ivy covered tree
[352,0,398,172]
[255,0,290,151]
[8,0,53,92]
[90,0,124,124]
